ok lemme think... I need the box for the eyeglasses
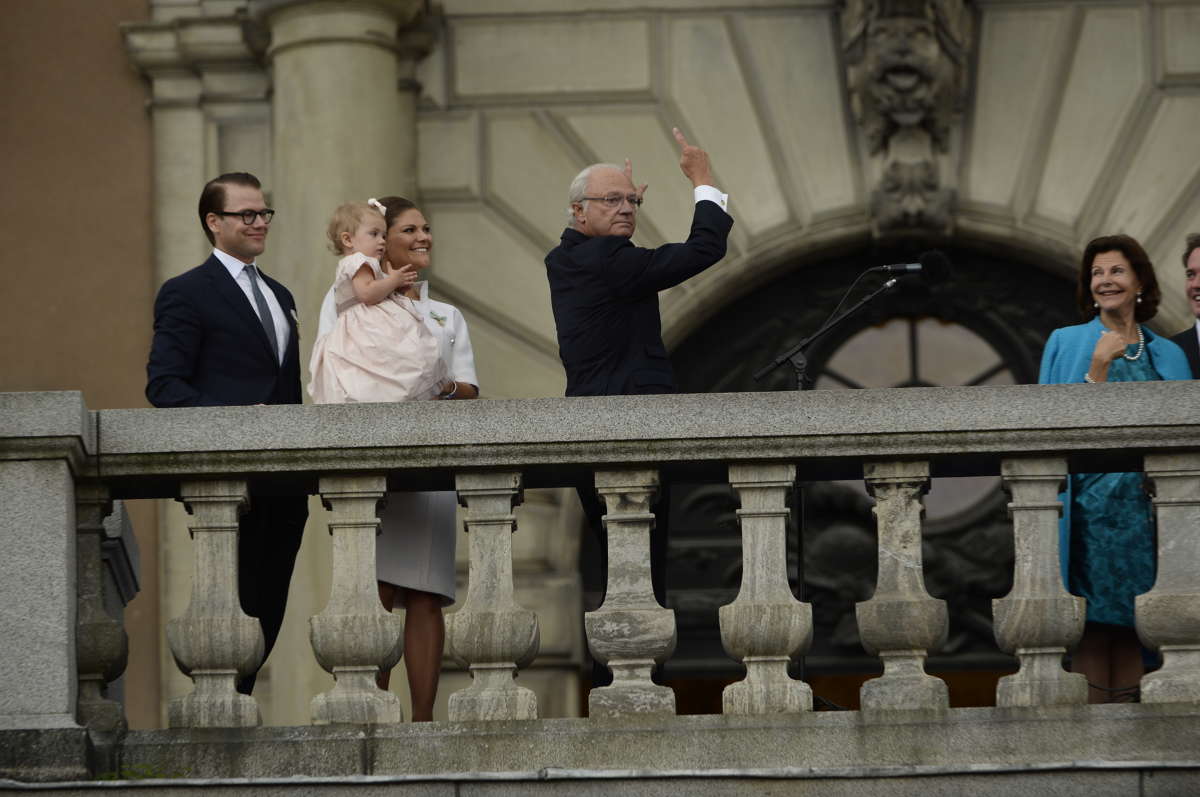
[580,194,643,209]
[215,209,275,225]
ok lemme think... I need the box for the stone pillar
[446,471,539,721]
[585,469,676,718]
[856,460,948,711]
[0,393,95,765]
[74,485,129,733]
[0,463,81,732]
[1138,453,1200,703]
[720,463,812,714]
[992,458,1086,707]
[253,0,426,379]
[121,23,212,281]
[166,480,263,728]
[310,474,403,725]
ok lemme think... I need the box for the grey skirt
[375,490,458,607]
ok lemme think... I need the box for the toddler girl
[309,200,448,403]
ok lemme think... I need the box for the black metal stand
[753,278,900,390]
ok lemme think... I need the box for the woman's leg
[1072,624,1113,704]
[376,581,399,691]
[1108,626,1146,702]
[400,587,446,722]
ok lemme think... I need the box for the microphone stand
[753,277,900,390]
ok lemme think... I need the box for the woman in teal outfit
[1039,234,1191,702]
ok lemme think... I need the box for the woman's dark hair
[1077,234,1160,322]
[376,195,418,231]
[197,172,262,245]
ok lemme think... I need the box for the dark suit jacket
[146,254,303,407]
[545,199,733,396]
[1170,325,1200,379]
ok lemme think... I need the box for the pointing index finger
[672,127,689,148]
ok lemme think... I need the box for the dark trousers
[578,482,670,689]
[236,491,308,695]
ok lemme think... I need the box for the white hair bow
[368,198,386,215]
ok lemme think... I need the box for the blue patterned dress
[1067,349,1161,627]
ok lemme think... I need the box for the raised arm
[351,259,418,305]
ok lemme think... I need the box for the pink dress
[308,254,447,404]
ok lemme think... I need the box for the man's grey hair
[567,163,624,219]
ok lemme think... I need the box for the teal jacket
[1038,317,1191,585]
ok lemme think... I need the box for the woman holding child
[312,196,478,721]
[1038,234,1189,702]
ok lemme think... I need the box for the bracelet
[440,382,458,400]
[1083,373,1096,384]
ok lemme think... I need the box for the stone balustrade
[4,384,1200,786]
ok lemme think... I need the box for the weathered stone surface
[0,727,90,783]
[93,383,1200,485]
[446,471,539,721]
[856,461,948,711]
[993,457,1086,707]
[310,475,403,725]
[98,703,1200,782]
[720,463,812,715]
[0,391,94,455]
[167,481,262,728]
[0,459,80,732]
[1138,453,1200,704]
[586,470,675,718]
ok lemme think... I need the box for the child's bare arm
[351,262,417,305]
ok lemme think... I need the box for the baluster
[856,460,948,711]
[720,463,812,714]
[993,458,1087,706]
[310,474,403,724]
[1138,453,1200,703]
[446,471,539,721]
[585,469,676,717]
[74,483,129,733]
[166,480,262,728]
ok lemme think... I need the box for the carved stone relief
[842,0,972,235]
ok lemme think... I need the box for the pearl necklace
[1123,324,1145,361]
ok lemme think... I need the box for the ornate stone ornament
[842,0,972,235]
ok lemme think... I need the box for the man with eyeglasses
[546,127,732,397]
[545,128,733,677]
[146,171,307,695]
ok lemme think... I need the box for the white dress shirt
[694,184,729,212]
[213,248,290,363]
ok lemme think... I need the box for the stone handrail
[3,384,1200,782]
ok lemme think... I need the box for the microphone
[871,250,951,283]
[874,262,922,274]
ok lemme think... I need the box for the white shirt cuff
[693,185,729,212]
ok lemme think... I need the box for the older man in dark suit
[1170,233,1200,379]
[546,128,732,397]
[545,130,732,684]
[146,172,307,694]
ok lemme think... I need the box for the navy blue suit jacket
[545,199,733,396]
[146,254,303,407]
[1170,326,1200,379]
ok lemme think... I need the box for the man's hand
[623,158,649,203]
[674,127,713,188]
